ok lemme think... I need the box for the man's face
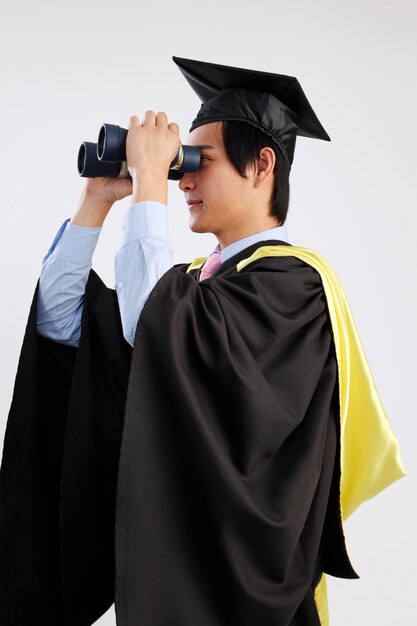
[178,121,265,247]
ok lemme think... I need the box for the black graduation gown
[0,239,357,626]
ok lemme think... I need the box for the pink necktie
[199,252,222,281]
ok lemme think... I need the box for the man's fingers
[129,114,153,128]
[168,122,180,134]
[129,112,179,133]
[141,110,157,126]
[129,115,141,128]
[155,111,168,125]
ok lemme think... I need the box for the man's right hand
[70,176,134,227]
[84,175,134,206]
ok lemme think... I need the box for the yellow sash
[187,245,406,625]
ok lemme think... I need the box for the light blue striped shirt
[36,201,289,348]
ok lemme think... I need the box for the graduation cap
[172,56,330,170]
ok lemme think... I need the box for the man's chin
[189,220,209,234]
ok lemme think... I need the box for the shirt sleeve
[36,219,102,348]
[115,201,174,347]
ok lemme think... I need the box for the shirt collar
[210,224,289,264]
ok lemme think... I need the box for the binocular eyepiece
[77,123,201,180]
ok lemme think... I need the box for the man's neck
[213,223,289,265]
[217,221,281,250]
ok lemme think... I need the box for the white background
[0,0,415,623]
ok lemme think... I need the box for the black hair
[220,120,290,226]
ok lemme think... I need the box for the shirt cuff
[42,218,70,263]
[120,201,169,248]
[50,220,102,264]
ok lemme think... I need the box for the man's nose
[178,171,196,192]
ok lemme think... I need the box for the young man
[0,57,405,626]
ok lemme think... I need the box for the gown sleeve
[0,270,132,625]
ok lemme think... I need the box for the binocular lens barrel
[97,124,128,163]
[78,142,125,178]
[180,145,201,174]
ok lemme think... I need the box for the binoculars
[77,123,201,180]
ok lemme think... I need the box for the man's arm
[115,201,173,347]
[37,110,179,347]
[114,111,179,345]
[37,201,173,349]
[36,219,101,347]
[36,187,112,348]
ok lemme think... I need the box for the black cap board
[172,56,330,170]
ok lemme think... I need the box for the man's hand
[84,175,134,205]
[70,110,179,227]
[127,111,180,204]
[70,176,134,227]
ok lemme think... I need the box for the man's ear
[255,147,276,184]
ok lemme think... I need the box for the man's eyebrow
[194,144,216,150]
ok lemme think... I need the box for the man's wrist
[71,188,113,227]
[132,172,168,205]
